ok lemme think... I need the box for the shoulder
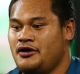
[68,57,80,74]
[72,57,80,65]
[72,57,80,67]
[72,57,80,73]
[7,67,20,74]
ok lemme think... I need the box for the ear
[63,18,76,40]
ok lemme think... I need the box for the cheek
[36,28,65,69]
[37,28,65,60]
[8,31,17,52]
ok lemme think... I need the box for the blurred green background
[0,0,16,74]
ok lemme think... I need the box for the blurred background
[0,0,80,74]
[0,0,16,74]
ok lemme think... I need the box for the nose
[18,26,35,43]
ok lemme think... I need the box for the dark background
[71,0,80,57]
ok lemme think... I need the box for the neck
[50,49,71,74]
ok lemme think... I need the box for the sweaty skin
[8,0,75,74]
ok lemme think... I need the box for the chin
[18,62,43,74]
[15,55,42,73]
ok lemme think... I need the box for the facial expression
[8,0,72,73]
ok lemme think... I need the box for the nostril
[18,38,34,42]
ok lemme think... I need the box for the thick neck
[50,48,71,74]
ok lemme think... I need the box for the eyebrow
[31,17,46,21]
[10,18,23,26]
[10,18,18,22]
[10,17,47,25]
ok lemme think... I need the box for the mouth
[17,46,38,58]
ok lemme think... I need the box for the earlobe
[64,19,76,40]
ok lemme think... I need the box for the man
[8,0,80,74]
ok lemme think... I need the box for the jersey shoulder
[7,67,20,74]
[68,57,80,74]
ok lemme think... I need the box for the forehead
[10,0,53,17]
[12,0,52,8]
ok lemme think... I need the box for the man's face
[8,0,68,73]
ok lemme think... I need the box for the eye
[10,23,22,32]
[32,23,46,30]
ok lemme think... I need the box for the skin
[8,0,75,74]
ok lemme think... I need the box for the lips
[16,46,38,58]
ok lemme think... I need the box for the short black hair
[51,0,75,26]
[9,0,75,26]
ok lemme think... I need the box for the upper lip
[16,45,39,53]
